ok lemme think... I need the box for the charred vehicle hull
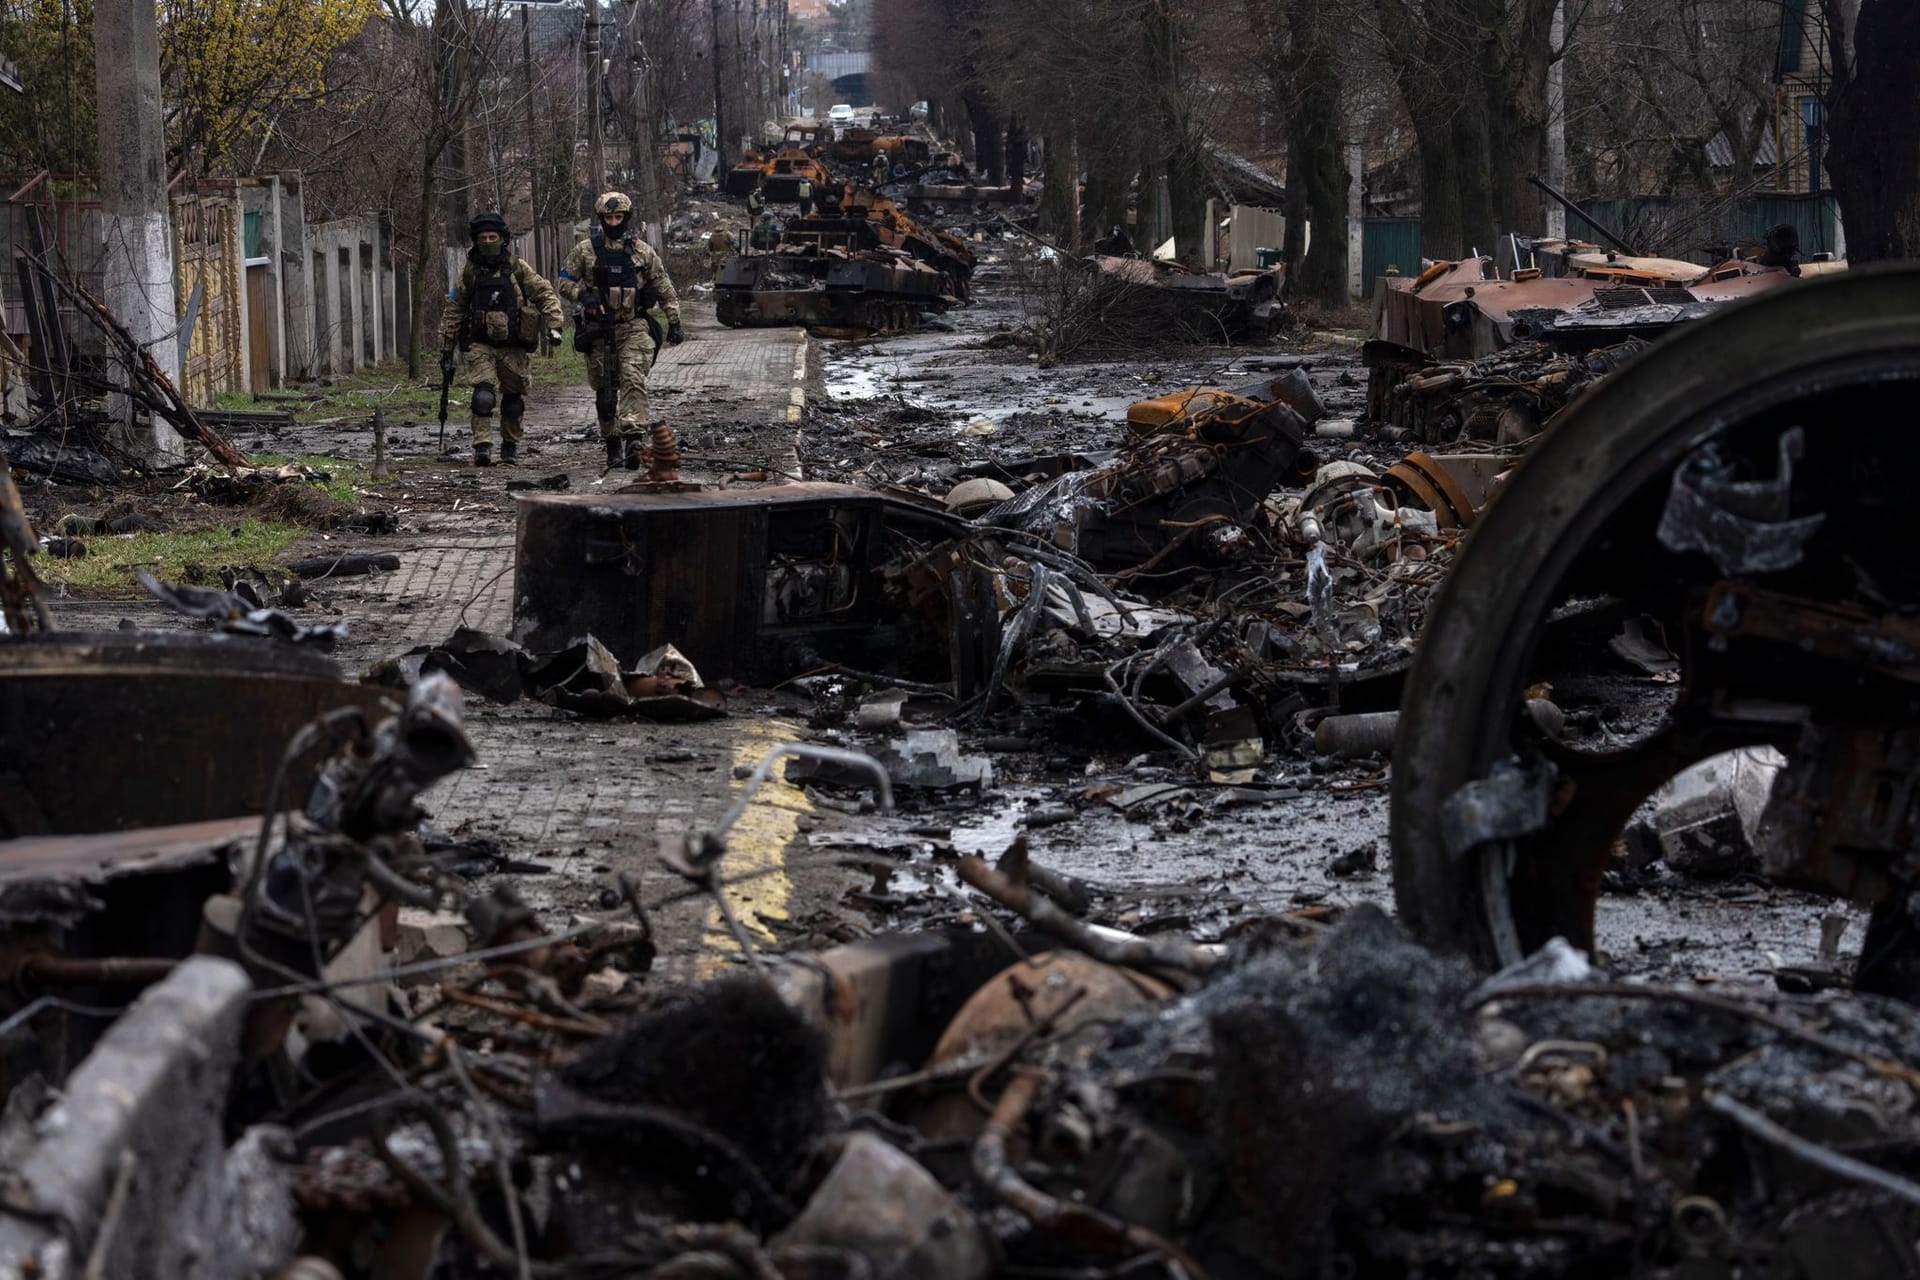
[1365,245,1835,439]
[715,250,959,332]
[716,192,976,334]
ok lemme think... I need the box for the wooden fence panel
[172,195,242,404]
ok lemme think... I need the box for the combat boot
[604,436,623,469]
[500,439,518,464]
[473,442,493,467]
[624,435,643,470]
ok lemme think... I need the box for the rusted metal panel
[0,632,389,837]
[1376,251,1809,360]
[0,814,260,885]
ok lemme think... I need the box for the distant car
[828,103,855,124]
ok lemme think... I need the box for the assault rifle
[436,352,455,454]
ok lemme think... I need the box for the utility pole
[749,0,764,136]
[624,0,663,248]
[1545,0,1567,240]
[521,6,543,275]
[777,0,789,118]
[93,0,182,460]
[709,0,728,169]
[731,0,747,146]
[438,0,472,298]
[585,0,606,193]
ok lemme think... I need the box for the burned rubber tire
[1390,265,1920,969]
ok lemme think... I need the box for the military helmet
[469,210,509,240]
[594,191,634,217]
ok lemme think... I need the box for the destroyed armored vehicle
[716,187,976,333]
[1390,266,1920,1000]
[723,150,769,196]
[762,146,833,203]
[1093,255,1289,342]
[1364,238,1847,441]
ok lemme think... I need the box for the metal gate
[1361,218,1422,297]
[172,194,242,404]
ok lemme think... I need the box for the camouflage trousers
[585,319,659,438]
[464,343,532,446]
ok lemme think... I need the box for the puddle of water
[948,790,1035,855]
[825,360,898,402]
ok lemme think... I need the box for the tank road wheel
[1390,267,1920,985]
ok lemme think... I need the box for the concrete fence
[1,170,407,408]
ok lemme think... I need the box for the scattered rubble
[6,126,1918,1280]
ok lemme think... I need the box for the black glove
[667,322,685,345]
[579,287,602,317]
[547,327,564,345]
[438,350,456,379]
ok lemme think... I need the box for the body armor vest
[466,259,528,348]
[590,230,650,320]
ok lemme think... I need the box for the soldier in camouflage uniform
[557,191,685,470]
[438,211,565,466]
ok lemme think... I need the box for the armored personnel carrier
[715,186,976,334]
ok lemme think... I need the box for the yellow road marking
[700,719,812,972]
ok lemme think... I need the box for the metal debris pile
[1363,336,1648,444]
[8,709,1919,1280]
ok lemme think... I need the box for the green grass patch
[38,519,303,595]
[248,453,369,503]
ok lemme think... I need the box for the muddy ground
[22,233,1865,988]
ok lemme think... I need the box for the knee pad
[595,385,618,419]
[472,382,496,416]
[501,391,525,419]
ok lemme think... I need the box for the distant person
[750,213,782,252]
[707,227,735,278]
[437,211,564,467]
[746,187,766,218]
[1754,222,1803,277]
[871,150,890,187]
[796,178,814,217]
[1093,224,1134,256]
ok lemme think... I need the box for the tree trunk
[1005,115,1026,197]
[1480,0,1553,253]
[1082,139,1129,248]
[1377,0,1551,263]
[1284,0,1349,303]
[1144,0,1207,265]
[1036,129,1082,249]
[407,144,438,380]
[1826,0,1920,261]
[963,87,1004,184]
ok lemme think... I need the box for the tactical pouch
[482,310,512,344]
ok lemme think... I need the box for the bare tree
[1366,0,1556,259]
[379,0,506,378]
[1824,0,1920,260]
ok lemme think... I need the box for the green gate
[1362,218,1422,296]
